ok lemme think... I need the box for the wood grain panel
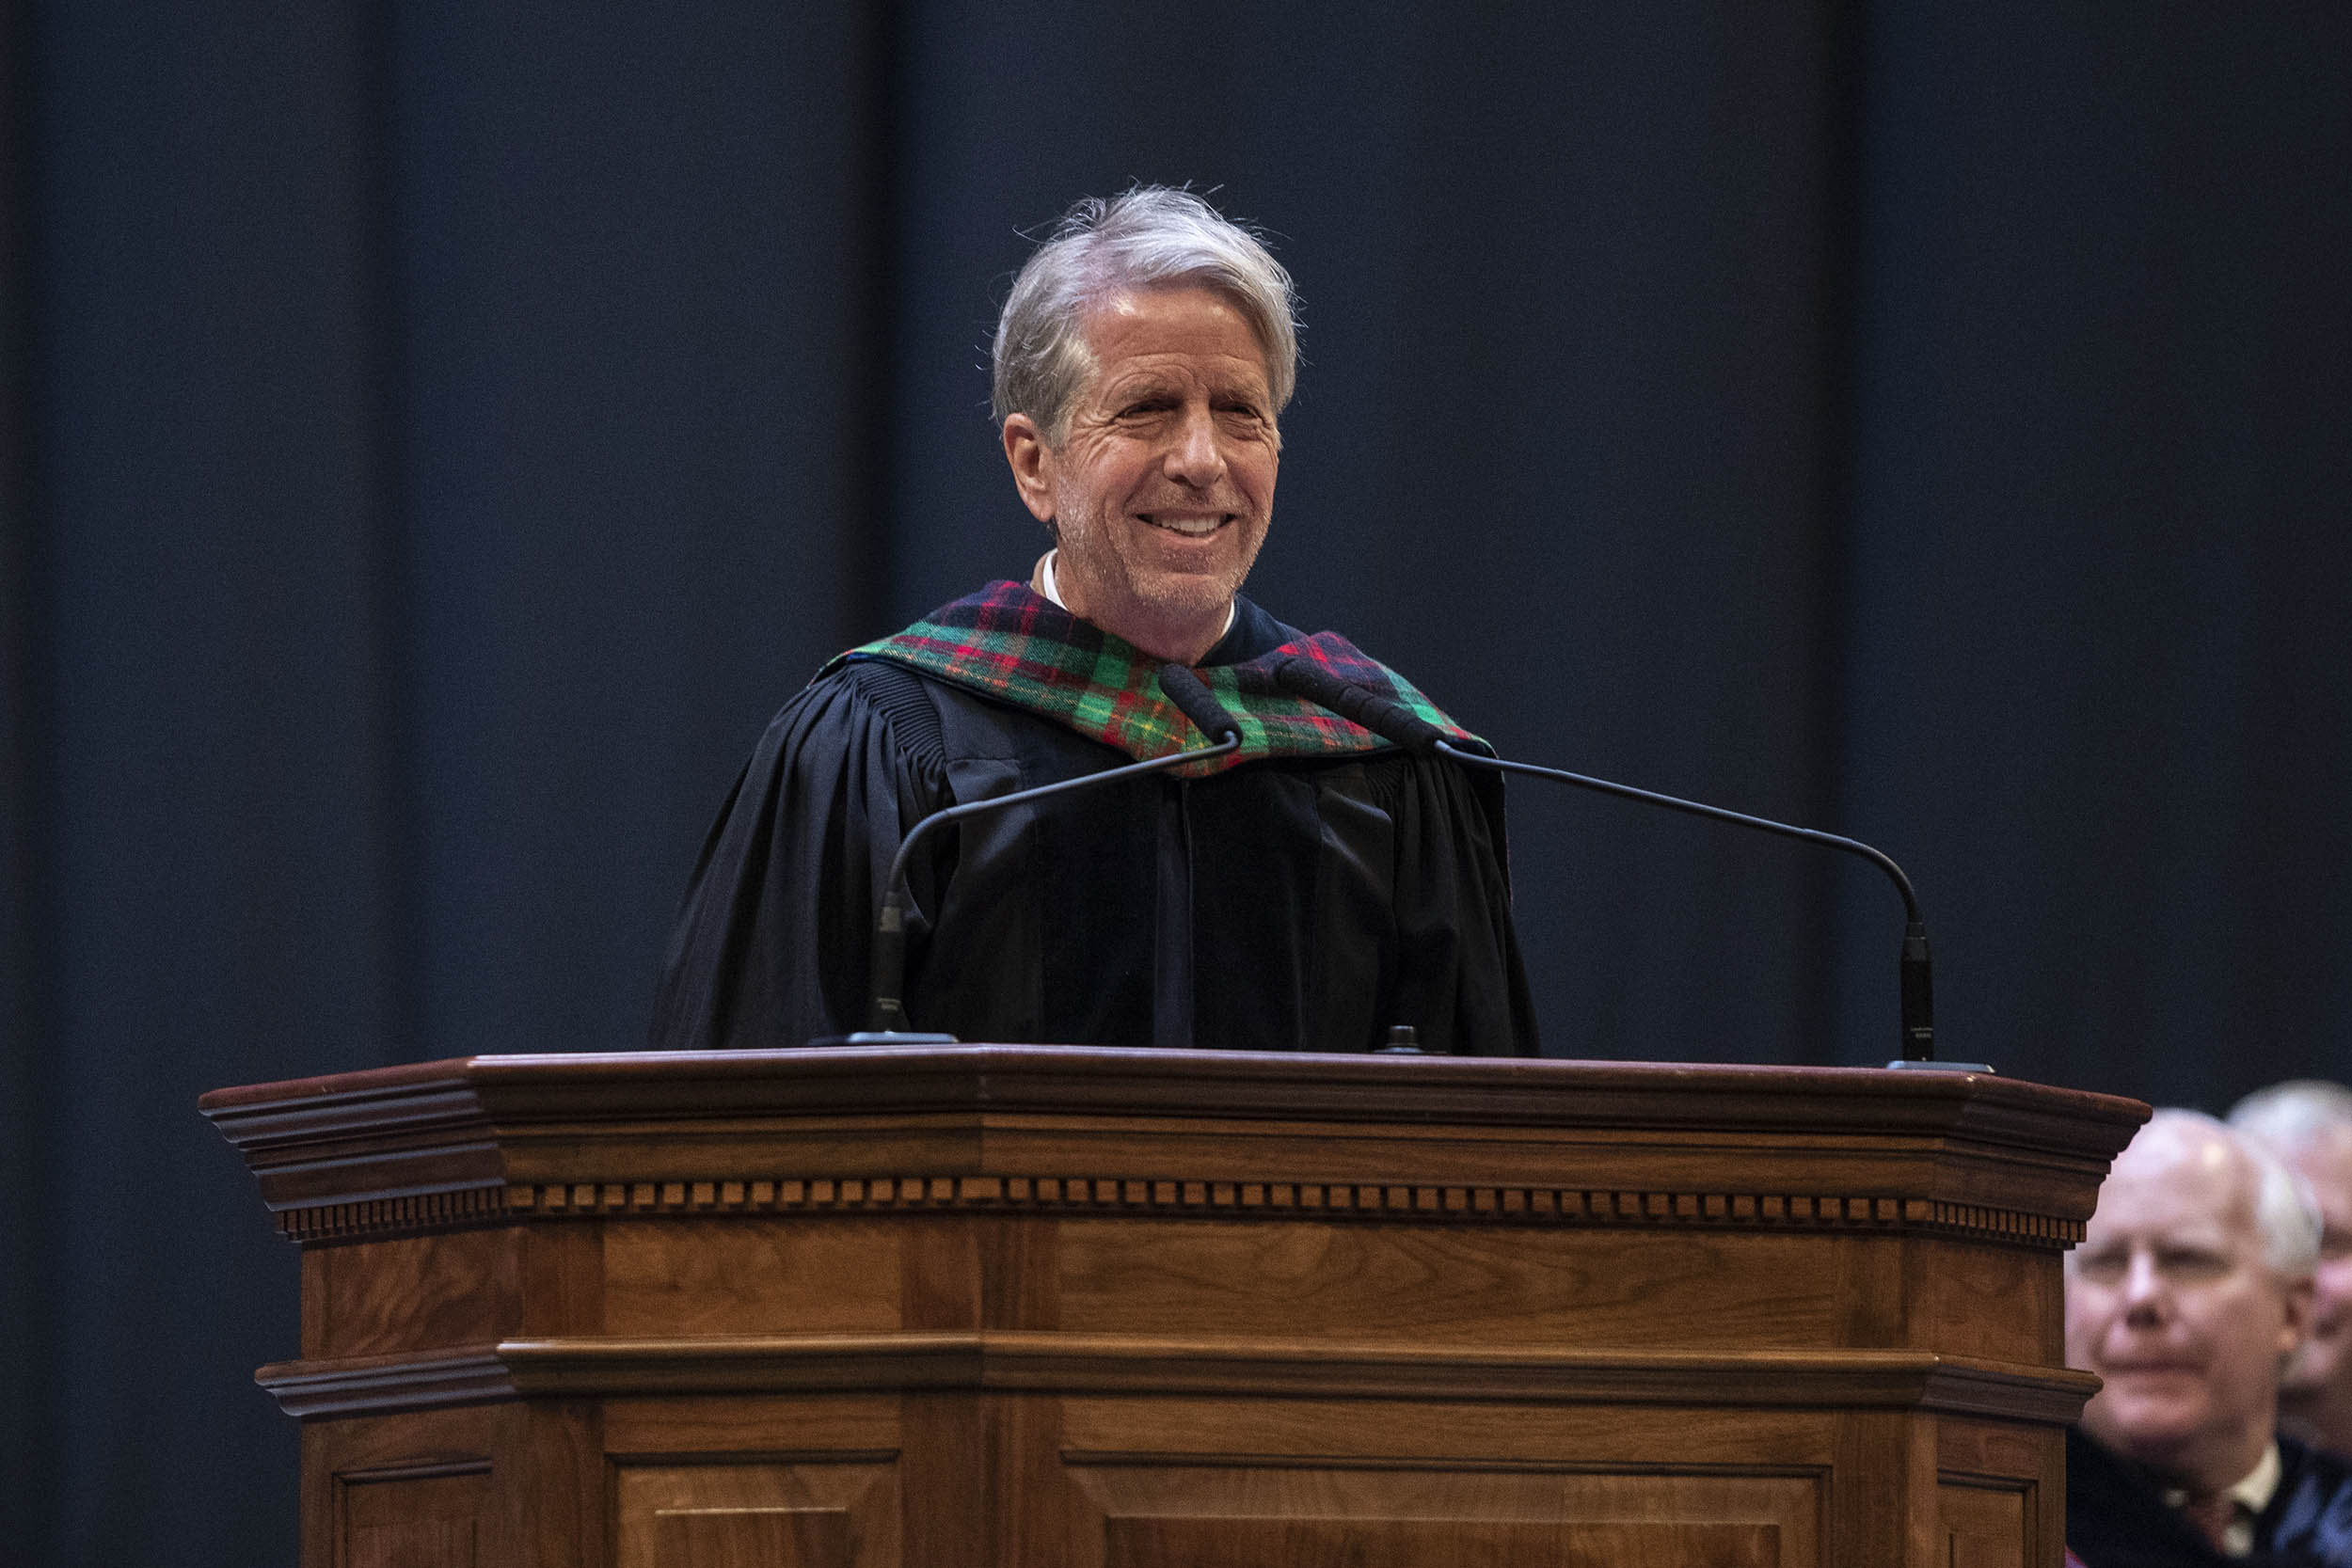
[1968,1413,2064,1565]
[1106,1516,1775,1566]
[305,1246,330,1358]
[1059,1396,1840,1469]
[1833,1233,1905,1348]
[898,1216,980,1331]
[342,1467,489,1568]
[514,1402,603,1568]
[612,1460,894,1568]
[898,1393,984,1568]
[654,1508,850,1567]
[316,1229,520,1358]
[1915,1238,2063,1364]
[1936,1418,2049,1487]
[975,1124,1927,1198]
[979,1215,1059,1330]
[986,1392,1065,1568]
[1937,1418,2051,1568]
[600,1394,900,1460]
[602,1218,901,1335]
[1069,1461,1817,1568]
[307,1404,505,1568]
[1830,1411,1917,1561]
[351,1518,476,1568]
[1057,1220,1840,1345]
[520,1221,605,1337]
[1938,1483,2025,1568]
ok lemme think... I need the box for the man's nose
[2121,1249,2169,1323]
[1163,404,1228,487]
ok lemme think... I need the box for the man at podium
[651,187,1538,1056]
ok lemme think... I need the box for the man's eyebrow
[1100,374,1178,400]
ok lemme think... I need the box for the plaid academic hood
[827,580,1478,779]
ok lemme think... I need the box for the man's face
[2280,1130,2352,1404]
[1004,285,1279,659]
[2066,1123,2312,1486]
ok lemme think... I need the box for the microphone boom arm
[1434,741,1920,921]
[1263,653,1941,1062]
[1433,739,1936,1063]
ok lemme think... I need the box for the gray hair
[2230,1079,2352,1156]
[991,186,1300,445]
[2133,1108,2323,1276]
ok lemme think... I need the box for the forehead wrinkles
[1079,289,1270,378]
[1093,355,1268,402]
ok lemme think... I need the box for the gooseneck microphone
[821,663,1243,1045]
[1270,656,1955,1067]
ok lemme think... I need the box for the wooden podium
[202,1046,2143,1567]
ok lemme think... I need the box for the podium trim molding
[256,1333,2101,1422]
[268,1170,2088,1250]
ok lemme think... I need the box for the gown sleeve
[648,665,951,1050]
[1389,757,1541,1056]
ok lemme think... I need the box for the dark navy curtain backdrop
[4,4,2348,1562]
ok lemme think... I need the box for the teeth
[1144,514,1225,537]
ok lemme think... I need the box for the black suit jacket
[2067,1426,2352,1567]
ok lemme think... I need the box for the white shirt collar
[2160,1443,2281,1558]
[1033,548,1237,647]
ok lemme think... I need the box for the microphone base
[1883,1058,1996,1073]
[808,1030,962,1048]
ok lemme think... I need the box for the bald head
[2066,1111,2317,1491]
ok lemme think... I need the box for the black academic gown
[650,594,1539,1055]
[2067,1427,2352,1567]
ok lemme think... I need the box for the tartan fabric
[825,580,1480,778]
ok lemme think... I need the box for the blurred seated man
[2064,1109,2351,1564]
[2234,1082,2352,1459]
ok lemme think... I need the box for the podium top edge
[199,1043,2149,1146]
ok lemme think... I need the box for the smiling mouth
[1139,513,1232,538]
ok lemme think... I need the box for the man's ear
[2280,1274,2317,1359]
[1003,415,1056,524]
